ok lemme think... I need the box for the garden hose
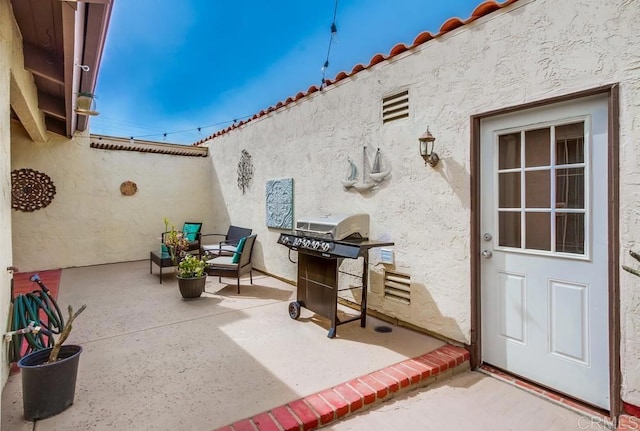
[8,274,64,363]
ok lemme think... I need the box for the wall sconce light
[75,93,99,116]
[418,127,440,167]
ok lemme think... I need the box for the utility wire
[129,115,251,140]
[94,114,253,141]
[96,1,340,142]
[320,0,339,89]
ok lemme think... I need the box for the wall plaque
[266,178,293,229]
[11,168,56,212]
[120,181,138,196]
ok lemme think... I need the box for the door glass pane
[525,128,550,167]
[499,172,520,208]
[525,213,551,251]
[556,122,584,164]
[499,212,521,248]
[556,168,584,209]
[556,213,585,254]
[499,133,521,169]
[525,170,550,208]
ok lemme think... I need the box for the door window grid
[496,121,587,256]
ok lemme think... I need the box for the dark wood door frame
[468,84,620,416]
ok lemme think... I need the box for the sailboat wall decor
[341,146,391,193]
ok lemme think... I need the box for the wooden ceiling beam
[22,42,64,85]
[38,92,66,120]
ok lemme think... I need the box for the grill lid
[295,213,369,240]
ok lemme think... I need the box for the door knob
[481,250,493,259]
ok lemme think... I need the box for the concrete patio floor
[0,260,625,430]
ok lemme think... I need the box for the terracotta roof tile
[369,53,387,66]
[389,43,410,56]
[439,17,466,33]
[196,0,519,145]
[90,138,208,156]
[335,71,349,81]
[472,1,504,17]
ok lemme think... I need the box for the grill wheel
[288,301,301,320]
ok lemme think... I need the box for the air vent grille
[382,90,409,123]
[383,270,411,304]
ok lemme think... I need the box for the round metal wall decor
[120,180,138,196]
[11,168,57,212]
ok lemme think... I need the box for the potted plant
[17,302,87,420]
[177,254,207,298]
[162,217,188,265]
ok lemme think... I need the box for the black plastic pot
[17,345,82,420]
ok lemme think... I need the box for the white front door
[480,95,610,409]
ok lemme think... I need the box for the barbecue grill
[278,213,393,338]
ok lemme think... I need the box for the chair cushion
[183,223,202,241]
[231,237,247,264]
[206,255,238,268]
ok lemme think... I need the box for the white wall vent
[383,270,411,304]
[382,90,409,123]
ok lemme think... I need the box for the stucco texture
[10,130,218,271]
[0,0,16,392]
[4,0,640,412]
[203,0,640,405]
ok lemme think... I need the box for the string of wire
[320,0,339,89]
[97,0,339,141]
[111,113,255,141]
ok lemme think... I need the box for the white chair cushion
[206,256,238,268]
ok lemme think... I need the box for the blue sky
[91,0,483,144]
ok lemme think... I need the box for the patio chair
[205,234,257,294]
[200,225,252,258]
[162,221,203,257]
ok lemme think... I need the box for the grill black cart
[278,232,393,338]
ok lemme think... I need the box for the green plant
[163,218,188,264]
[177,254,206,278]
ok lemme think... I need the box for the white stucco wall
[204,0,640,405]
[1,0,17,391]
[10,131,218,271]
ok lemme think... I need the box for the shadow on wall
[204,160,233,235]
[437,156,471,211]
[366,269,468,345]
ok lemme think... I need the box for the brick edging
[618,415,640,430]
[215,344,470,431]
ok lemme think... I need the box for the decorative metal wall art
[341,146,391,193]
[237,149,254,194]
[11,168,57,212]
[266,178,294,229]
[120,181,138,196]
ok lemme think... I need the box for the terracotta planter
[177,275,207,298]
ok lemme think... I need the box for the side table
[150,251,176,284]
